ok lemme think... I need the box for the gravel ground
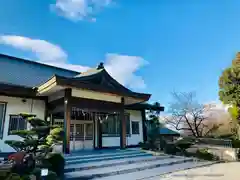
[150,162,240,180]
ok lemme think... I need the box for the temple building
[0,54,164,153]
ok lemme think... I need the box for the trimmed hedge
[32,168,58,180]
[45,153,65,178]
[0,164,21,180]
[193,148,219,161]
[232,140,240,148]
[163,143,181,155]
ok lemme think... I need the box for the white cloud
[0,35,67,63]
[105,54,148,89]
[0,35,148,89]
[42,62,91,73]
[51,0,113,22]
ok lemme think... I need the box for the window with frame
[0,102,6,138]
[132,121,140,135]
[8,115,27,134]
[102,113,130,136]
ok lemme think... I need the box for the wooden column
[120,97,126,149]
[97,116,103,149]
[93,116,96,149]
[63,88,72,154]
[141,109,147,143]
[50,114,54,126]
[44,97,49,121]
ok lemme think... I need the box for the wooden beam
[48,97,64,114]
[48,97,64,108]
[120,97,126,149]
[71,97,122,112]
[49,104,64,115]
[48,89,65,102]
[63,88,72,154]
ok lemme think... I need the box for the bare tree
[165,91,221,137]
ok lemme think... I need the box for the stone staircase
[64,149,216,180]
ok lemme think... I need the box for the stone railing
[196,138,233,148]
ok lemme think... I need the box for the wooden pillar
[141,109,147,143]
[63,88,72,154]
[93,114,96,149]
[44,97,49,121]
[97,115,103,149]
[50,114,54,126]
[120,97,126,149]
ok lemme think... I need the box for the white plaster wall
[127,110,143,146]
[0,96,45,152]
[102,137,120,147]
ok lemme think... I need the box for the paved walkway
[151,162,240,180]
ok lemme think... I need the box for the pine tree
[145,102,162,150]
[4,113,64,179]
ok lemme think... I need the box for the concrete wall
[0,96,45,152]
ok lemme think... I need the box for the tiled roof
[0,53,79,87]
[0,53,78,73]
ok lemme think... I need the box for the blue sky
[0,0,240,109]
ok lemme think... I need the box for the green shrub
[45,153,65,178]
[138,142,144,147]
[163,138,195,156]
[4,113,64,179]
[32,168,41,180]
[180,137,196,142]
[32,168,58,180]
[163,143,180,155]
[218,134,235,139]
[232,140,240,148]
[45,171,58,180]
[175,139,194,151]
[139,142,151,150]
[138,142,145,149]
[0,164,21,180]
[196,148,217,161]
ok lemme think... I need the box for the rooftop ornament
[97,62,104,70]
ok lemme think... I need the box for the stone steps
[64,149,215,180]
[65,150,150,165]
[65,154,176,172]
[95,161,216,180]
[65,150,147,161]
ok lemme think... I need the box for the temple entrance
[53,109,123,152]
[70,120,94,151]
[53,118,94,151]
